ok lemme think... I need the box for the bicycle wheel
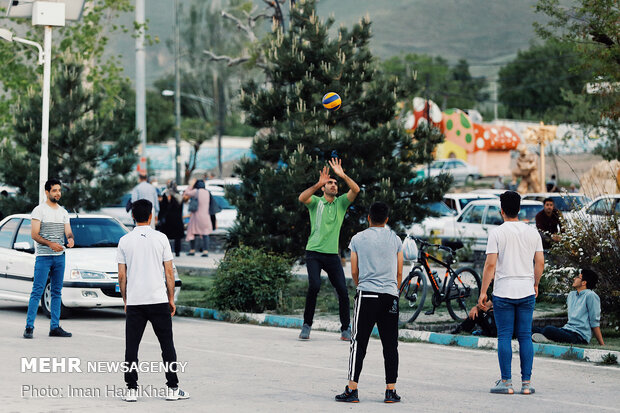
[446,267,481,322]
[398,269,428,324]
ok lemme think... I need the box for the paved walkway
[1,303,619,412]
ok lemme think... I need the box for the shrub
[547,214,620,321]
[209,246,294,313]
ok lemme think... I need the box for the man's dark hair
[369,202,389,224]
[132,199,153,223]
[580,268,599,290]
[543,197,554,205]
[500,190,521,218]
[138,173,148,181]
[44,178,62,192]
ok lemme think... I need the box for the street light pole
[39,26,52,204]
[173,0,182,185]
[136,0,147,175]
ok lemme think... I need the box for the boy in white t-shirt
[478,191,544,396]
[117,199,189,402]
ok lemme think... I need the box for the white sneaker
[532,333,552,343]
[123,388,137,402]
[166,387,190,401]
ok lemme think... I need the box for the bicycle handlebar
[408,235,454,255]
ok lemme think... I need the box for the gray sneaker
[299,323,311,340]
[340,327,351,341]
[520,381,535,395]
[490,379,514,394]
[532,333,552,343]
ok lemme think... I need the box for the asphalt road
[1,301,619,413]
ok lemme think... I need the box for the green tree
[497,41,591,120]
[0,0,135,133]
[534,0,619,159]
[116,85,175,144]
[0,60,139,214]
[535,0,619,119]
[227,0,451,258]
[382,54,488,109]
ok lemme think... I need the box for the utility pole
[136,0,147,175]
[173,0,182,185]
[493,80,498,121]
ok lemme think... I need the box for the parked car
[0,213,181,317]
[407,201,457,239]
[95,192,134,227]
[418,159,481,184]
[436,199,544,255]
[470,188,509,196]
[563,194,620,224]
[522,192,590,212]
[442,192,499,215]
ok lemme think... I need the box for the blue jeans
[493,294,536,381]
[532,326,587,345]
[25,254,65,330]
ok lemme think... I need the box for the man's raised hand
[318,166,331,186]
[328,157,345,178]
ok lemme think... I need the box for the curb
[177,306,620,365]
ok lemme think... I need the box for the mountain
[106,0,546,86]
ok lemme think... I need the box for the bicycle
[398,236,481,324]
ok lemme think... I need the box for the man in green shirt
[298,158,360,341]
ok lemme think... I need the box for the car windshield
[551,196,589,211]
[459,197,494,210]
[424,201,456,216]
[519,205,543,222]
[431,161,445,169]
[70,217,128,248]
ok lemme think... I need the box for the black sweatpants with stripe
[348,290,399,384]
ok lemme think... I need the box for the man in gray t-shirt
[335,202,403,404]
[24,179,74,339]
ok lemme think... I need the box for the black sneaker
[49,327,72,337]
[335,386,359,403]
[23,327,34,339]
[384,389,401,403]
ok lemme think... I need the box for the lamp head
[0,28,13,42]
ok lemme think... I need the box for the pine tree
[0,58,139,214]
[228,0,451,257]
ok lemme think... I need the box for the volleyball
[322,92,342,111]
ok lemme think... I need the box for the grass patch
[278,278,357,316]
[176,274,214,307]
[600,353,618,365]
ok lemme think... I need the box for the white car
[407,201,457,239]
[522,192,590,212]
[442,192,499,215]
[437,199,544,255]
[0,213,181,317]
[419,159,481,184]
[96,192,134,227]
[563,194,620,224]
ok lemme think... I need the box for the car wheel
[41,279,71,319]
[465,175,475,185]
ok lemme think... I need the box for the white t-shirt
[116,225,173,306]
[31,203,69,256]
[485,221,543,299]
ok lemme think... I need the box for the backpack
[188,192,199,213]
[208,191,222,214]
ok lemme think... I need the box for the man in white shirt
[117,199,189,402]
[478,191,544,396]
